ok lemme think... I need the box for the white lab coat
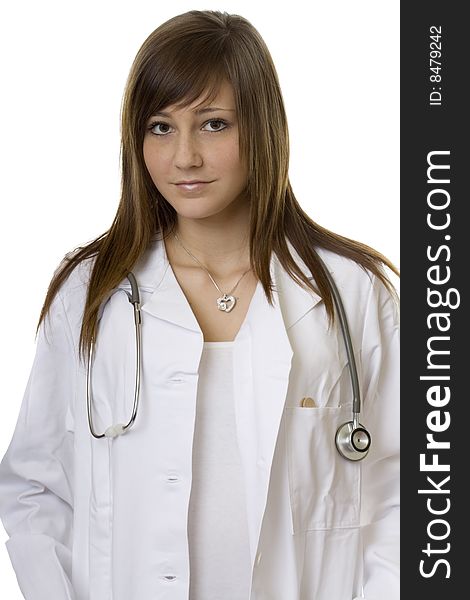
[0,236,400,600]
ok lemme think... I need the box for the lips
[174,181,213,192]
[175,180,209,185]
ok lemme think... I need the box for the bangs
[141,40,231,120]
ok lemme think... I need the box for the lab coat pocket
[285,401,361,534]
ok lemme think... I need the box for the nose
[173,130,203,169]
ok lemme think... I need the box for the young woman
[0,10,399,600]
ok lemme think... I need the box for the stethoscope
[86,256,371,461]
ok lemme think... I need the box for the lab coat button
[167,473,180,482]
[162,574,176,581]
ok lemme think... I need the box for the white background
[0,0,399,593]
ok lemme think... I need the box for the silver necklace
[173,232,252,313]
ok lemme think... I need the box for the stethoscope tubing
[314,254,362,425]
[86,272,143,439]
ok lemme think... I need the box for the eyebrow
[152,107,236,117]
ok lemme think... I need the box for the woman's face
[143,79,249,221]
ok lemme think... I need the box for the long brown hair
[37,9,399,366]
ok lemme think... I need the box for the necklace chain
[172,232,252,313]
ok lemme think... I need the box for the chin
[175,207,229,221]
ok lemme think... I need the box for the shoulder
[312,246,400,334]
[56,247,93,291]
[313,246,377,303]
[49,248,97,333]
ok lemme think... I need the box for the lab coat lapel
[132,236,323,331]
[128,237,202,332]
[232,241,323,571]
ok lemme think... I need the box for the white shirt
[188,341,251,600]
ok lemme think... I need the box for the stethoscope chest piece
[335,421,371,461]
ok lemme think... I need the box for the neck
[166,212,251,276]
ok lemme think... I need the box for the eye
[147,119,228,136]
[147,121,171,136]
[203,119,227,132]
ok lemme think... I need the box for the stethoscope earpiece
[335,421,371,461]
